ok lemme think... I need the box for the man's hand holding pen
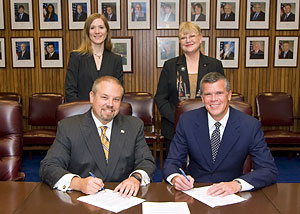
[69,176,104,195]
[171,168,194,191]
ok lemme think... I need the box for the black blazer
[16,12,29,22]
[73,12,87,21]
[280,12,295,22]
[191,13,206,21]
[106,13,117,21]
[45,52,59,60]
[250,50,264,59]
[39,110,156,188]
[65,50,123,102]
[279,50,293,59]
[154,53,224,140]
[220,12,235,21]
[18,51,30,60]
[250,11,265,21]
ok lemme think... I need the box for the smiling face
[21,43,26,51]
[285,5,291,13]
[106,7,112,15]
[179,30,202,54]
[282,42,289,51]
[135,4,142,12]
[48,5,53,13]
[77,5,83,14]
[224,4,232,14]
[194,5,202,15]
[47,44,54,53]
[90,80,122,124]
[201,79,232,121]
[89,18,107,46]
[254,3,261,13]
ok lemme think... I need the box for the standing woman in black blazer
[65,13,123,102]
[155,22,224,153]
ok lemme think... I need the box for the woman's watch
[131,173,142,183]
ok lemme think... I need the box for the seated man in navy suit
[163,72,277,196]
[40,76,155,197]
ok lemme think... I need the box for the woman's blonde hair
[74,13,112,55]
[178,22,201,38]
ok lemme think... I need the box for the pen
[89,171,105,191]
[179,168,190,182]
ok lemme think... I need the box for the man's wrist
[130,173,142,183]
[233,179,242,191]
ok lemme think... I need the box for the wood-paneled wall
[1,0,299,131]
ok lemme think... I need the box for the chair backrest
[56,101,132,123]
[0,100,23,181]
[255,92,293,126]
[28,93,65,126]
[122,92,154,127]
[231,92,244,102]
[175,99,252,128]
[0,92,22,105]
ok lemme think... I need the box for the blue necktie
[211,122,221,163]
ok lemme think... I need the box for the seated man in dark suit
[40,76,156,197]
[45,43,59,60]
[17,43,30,60]
[280,3,295,22]
[250,41,264,59]
[105,6,117,21]
[250,3,265,21]
[279,41,293,59]
[220,3,235,21]
[163,72,277,196]
[15,5,29,22]
[73,4,87,22]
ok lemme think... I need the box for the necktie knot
[214,122,221,129]
[100,126,108,133]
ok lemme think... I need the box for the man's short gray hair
[199,72,230,94]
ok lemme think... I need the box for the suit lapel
[106,114,126,180]
[176,55,190,91]
[213,107,240,169]
[193,108,214,169]
[80,109,108,178]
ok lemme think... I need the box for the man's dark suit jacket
[132,12,146,21]
[65,50,123,102]
[163,12,175,21]
[250,50,264,59]
[73,12,87,21]
[45,52,59,60]
[191,13,206,21]
[154,53,224,141]
[220,12,235,21]
[39,110,156,188]
[16,12,29,22]
[18,51,30,60]
[106,13,117,21]
[250,11,265,21]
[221,51,234,60]
[280,12,295,22]
[163,107,278,190]
[279,50,293,59]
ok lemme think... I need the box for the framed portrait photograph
[245,37,269,67]
[0,38,6,67]
[201,36,209,56]
[216,37,239,68]
[127,0,150,29]
[0,0,4,29]
[11,38,34,68]
[111,37,133,72]
[156,37,179,68]
[40,38,63,68]
[98,0,120,29]
[187,0,210,29]
[276,0,299,30]
[68,0,91,30]
[39,0,62,30]
[157,0,179,29]
[274,36,298,67]
[10,0,33,30]
[246,0,270,29]
[216,0,240,29]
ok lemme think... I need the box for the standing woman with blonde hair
[155,22,224,153]
[65,13,123,102]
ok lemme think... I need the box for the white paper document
[143,202,190,214]
[183,185,246,208]
[77,189,145,213]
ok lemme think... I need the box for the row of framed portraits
[4,0,300,30]
[0,36,298,70]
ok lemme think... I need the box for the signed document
[77,189,145,213]
[183,185,247,208]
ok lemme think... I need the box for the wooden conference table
[1,182,298,214]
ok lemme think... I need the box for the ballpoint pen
[89,171,105,191]
[179,168,190,182]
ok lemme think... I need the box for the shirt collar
[208,107,230,130]
[91,109,113,130]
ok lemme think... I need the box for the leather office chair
[255,92,300,158]
[123,92,164,168]
[175,98,253,174]
[231,92,245,102]
[56,101,132,123]
[0,100,25,181]
[23,93,65,154]
[0,92,22,105]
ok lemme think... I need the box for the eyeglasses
[180,34,198,42]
